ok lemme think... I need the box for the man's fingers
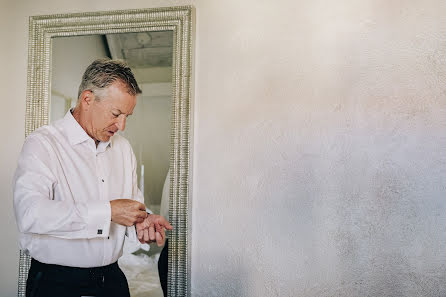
[144,228,149,243]
[154,223,166,239]
[149,225,156,241]
[133,210,148,224]
[154,216,173,230]
[161,219,173,230]
[110,199,149,227]
[137,210,148,219]
[134,215,173,243]
[155,232,164,247]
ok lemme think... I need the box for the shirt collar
[62,109,112,149]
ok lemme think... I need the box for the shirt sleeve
[13,134,111,239]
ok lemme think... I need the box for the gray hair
[77,58,142,100]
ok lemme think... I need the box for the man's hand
[110,199,148,227]
[136,214,173,246]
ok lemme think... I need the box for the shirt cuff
[125,225,139,242]
[86,201,111,238]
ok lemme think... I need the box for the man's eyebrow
[113,108,132,116]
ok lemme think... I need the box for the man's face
[83,81,137,143]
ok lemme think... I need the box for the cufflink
[97,229,103,235]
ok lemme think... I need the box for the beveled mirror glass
[19,6,193,297]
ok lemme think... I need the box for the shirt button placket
[96,151,108,266]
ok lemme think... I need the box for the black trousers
[158,239,168,297]
[26,259,130,297]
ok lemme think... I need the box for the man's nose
[116,116,126,131]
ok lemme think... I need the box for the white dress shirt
[13,110,143,268]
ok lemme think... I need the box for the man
[13,59,172,297]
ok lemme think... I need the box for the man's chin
[98,135,112,142]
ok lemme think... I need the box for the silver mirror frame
[20,6,194,297]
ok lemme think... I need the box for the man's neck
[71,107,100,147]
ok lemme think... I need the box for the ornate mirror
[19,6,193,297]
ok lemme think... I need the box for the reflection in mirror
[50,31,173,297]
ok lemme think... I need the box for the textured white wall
[193,1,446,296]
[1,0,446,297]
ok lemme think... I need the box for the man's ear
[79,90,94,110]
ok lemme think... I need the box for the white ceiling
[106,31,173,83]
